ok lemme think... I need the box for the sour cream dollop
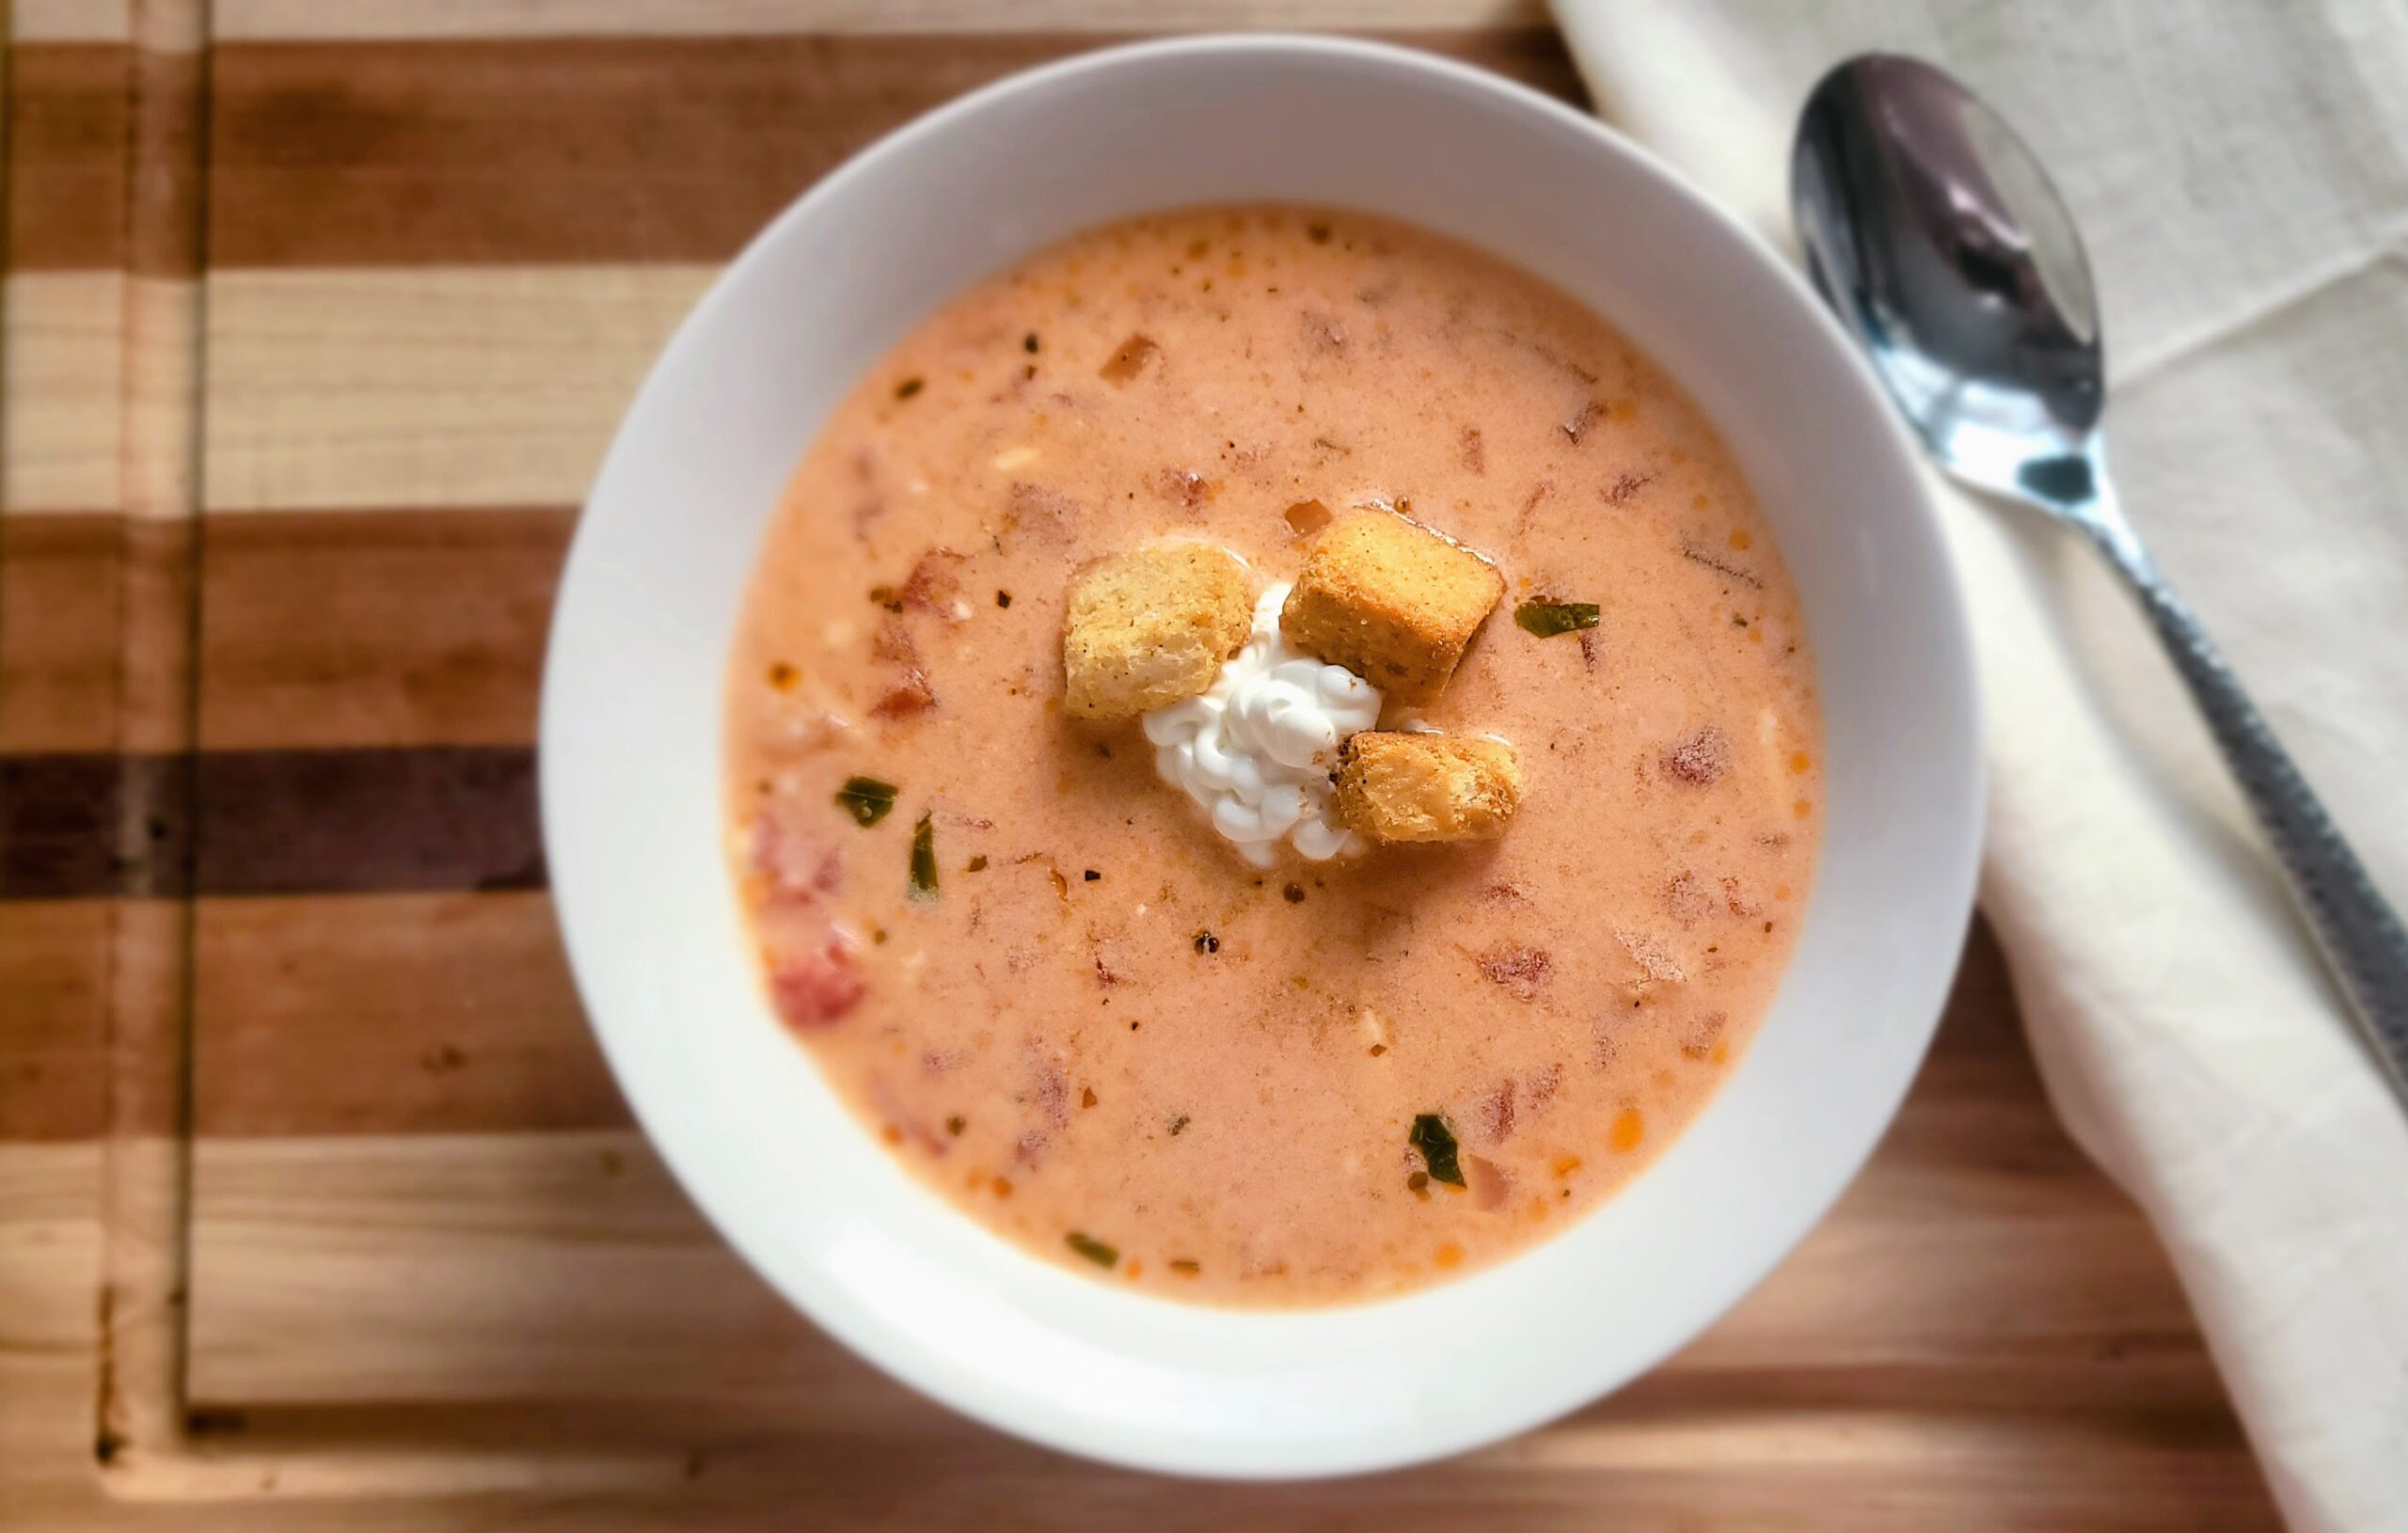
[1142,583,1382,866]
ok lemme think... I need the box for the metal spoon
[1791,53,2408,1103]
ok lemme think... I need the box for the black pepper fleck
[1283,883,1307,904]
[996,590,1013,608]
[1084,870,1101,882]
[1195,932,1219,954]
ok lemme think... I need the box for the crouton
[1334,732,1522,843]
[1062,544,1253,719]
[1280,510,1502,699]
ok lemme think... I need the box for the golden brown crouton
[1334,732,1522,843]
[1280,510,1502,699]
[1061,544,1253,719]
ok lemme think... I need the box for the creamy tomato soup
[725,207,1821,1304]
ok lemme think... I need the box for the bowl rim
[541,30,1985,1478]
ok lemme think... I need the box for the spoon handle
[2081,488,2408,1103]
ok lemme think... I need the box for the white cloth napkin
[1545,3,2408,1527]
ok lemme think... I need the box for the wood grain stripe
[126,51,206,279]
[205,33,1582,269]
[0,748,542,901]
[6,46,130,271]
[96,0,214,1471]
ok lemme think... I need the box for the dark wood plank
[1,748,540,900]
[0,899,111,1140]
[190,890,622,1138]
[1,515,122,753]
[205,31,1585,267]
[198,508,572,751]
[6,44,130,271]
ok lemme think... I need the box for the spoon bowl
[1791,53,2408,1104]
[1793,54,2102,503]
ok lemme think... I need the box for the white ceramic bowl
[542,35,1980,1479]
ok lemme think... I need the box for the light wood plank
[12,0,134,44]
[202,265,714,514]
[4,273,124,514]
[14,1130,2273,1521]
[0,1146,106,1523]
[183,1113,2214,1410]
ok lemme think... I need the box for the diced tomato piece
[769,936,863,1030]
[870,670,936,719]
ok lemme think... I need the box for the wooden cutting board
[0,2,2282,1526]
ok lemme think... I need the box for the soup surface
[725,207,1821,1304]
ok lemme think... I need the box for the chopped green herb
[1732,614,1749,628]
[944,1114,965,1136]
[869,584,903,612]
[834,776,898,827]
[1065,1232,1118,1269]
[1169,1258,1201,1275]
[894,376,925,400]
[1514,600,1602,638]
[1168,1114,1190,1136]
[1409,1114,1465,1187]
[908,813,938,902]
[965,854,990,873]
